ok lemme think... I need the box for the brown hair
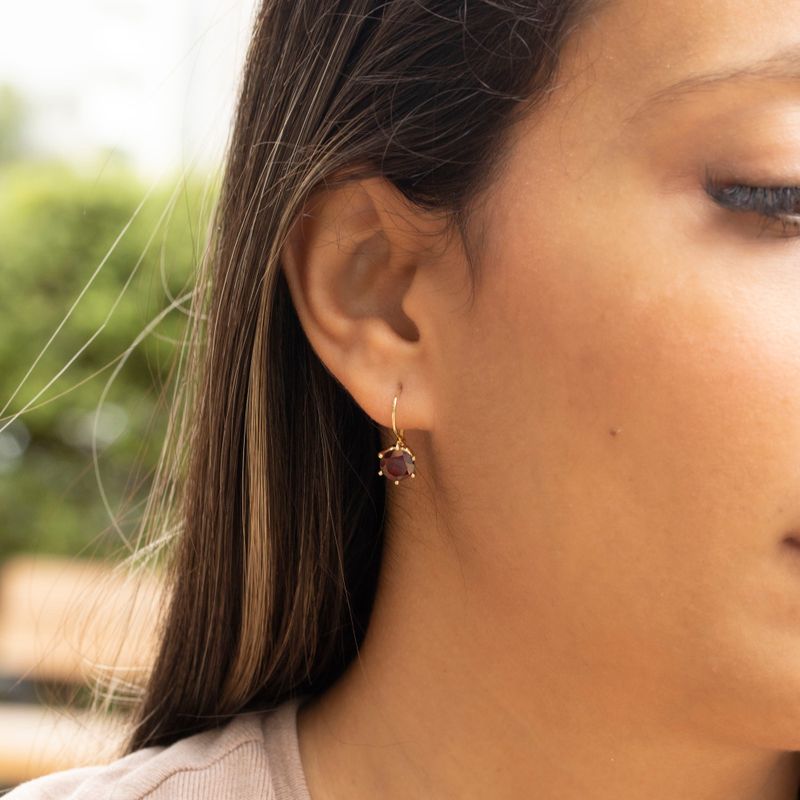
[126,0,597,751]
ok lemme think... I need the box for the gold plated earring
[377,385,416,485]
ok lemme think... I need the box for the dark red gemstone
[380,448,415,482]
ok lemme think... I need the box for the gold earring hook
[392,383,404,442]
[391,396,406,443]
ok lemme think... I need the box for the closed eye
[704,169,800,239]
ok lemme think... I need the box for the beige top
[5,695,314,800]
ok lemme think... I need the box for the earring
[377,385,416,485]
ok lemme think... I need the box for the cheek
[444,205,800,698]
[480,214,800,552]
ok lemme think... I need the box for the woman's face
[428,0,800,748]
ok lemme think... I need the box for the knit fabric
[2,695,313,800]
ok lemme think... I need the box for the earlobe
[278,176,438,435]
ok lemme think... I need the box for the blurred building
[0,0,258,176]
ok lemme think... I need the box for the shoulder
[2,712,273,800]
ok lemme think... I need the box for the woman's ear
[279,176,442,434]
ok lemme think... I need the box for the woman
[10,0,800,797]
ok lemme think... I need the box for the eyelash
[704,173,800,238]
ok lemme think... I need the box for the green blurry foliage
[0,157,214,560]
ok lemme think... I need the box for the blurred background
[0,0,257,789]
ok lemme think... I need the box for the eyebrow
[625,43,800,124]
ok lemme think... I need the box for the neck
[296,490,800,800]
